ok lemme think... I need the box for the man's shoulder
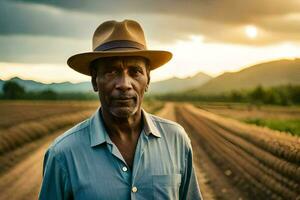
[149,114,183,129]
[148,114,191,145]
[49,118,90,152]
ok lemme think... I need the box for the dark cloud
[0,35,89,63]
[0,0,99,38]
[10,0,300,24]
[0,0,300,47]
[0,0,299,65]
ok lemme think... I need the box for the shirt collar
[89,107,107,147]
[89,107,161,147]
[141,109,161,138]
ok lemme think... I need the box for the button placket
[132,186,138,193]
[119,163,131,185]
[131,131,146,183]
[122,166,128,172]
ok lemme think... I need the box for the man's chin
[110,107,138,118]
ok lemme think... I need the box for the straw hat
[67,20,172,76]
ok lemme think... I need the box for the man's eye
[130,68,142,75]
[105,69,117,75]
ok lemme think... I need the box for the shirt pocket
[152,174,181,200]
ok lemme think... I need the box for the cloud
[0,0,100,38]
[1,0,300,64]
[10,0,300,25]
[1,0,300,45]
[0,35,89,63]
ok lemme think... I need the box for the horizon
[1,1,300,83]
[1,57,299,84]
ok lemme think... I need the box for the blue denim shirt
[39,108,202,200]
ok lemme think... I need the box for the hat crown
[67,19,172,76]
[92,20,147,51]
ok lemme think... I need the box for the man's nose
[115,73,133,91]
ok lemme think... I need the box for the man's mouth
[116,97,134,100]
[114,98,133,102]
[112,96,136,104]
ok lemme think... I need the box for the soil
[2,103,296,199]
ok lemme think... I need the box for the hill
[0,79,3,90]
[1,58,298,95]
[0,77,93,93]
[0,72,212,94]
[148,72,212,94]
[191,59,300,94]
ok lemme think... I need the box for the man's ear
[91,76,98,92]
[91,68,98,92]
[146,73,150,92]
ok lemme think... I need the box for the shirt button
[132,186,138,193]
[122,166,128,172]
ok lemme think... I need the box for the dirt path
[157,102,216,200]
[156,102,176,121]
[176,104,249,200]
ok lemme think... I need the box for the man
[39,20,202,200]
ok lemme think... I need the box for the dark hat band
[94,40,146,51]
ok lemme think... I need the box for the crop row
[0,101,98,128]
[0,101,165,178]
[188,104,300,164]
[0,109,95,155]
[176,104,300,200]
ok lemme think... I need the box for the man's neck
[100,108,143,141]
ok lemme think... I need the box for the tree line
[0,81,98,100]
[1,80,300,105]
[154,85,300,105]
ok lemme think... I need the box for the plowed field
[1,102,299,200]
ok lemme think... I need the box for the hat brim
[67,50,172,76]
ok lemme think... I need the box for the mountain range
[0,77,94,93]
[190,58,300,94]
[148,72,212,94]
[1,58,299,95]
[0,72,212,94]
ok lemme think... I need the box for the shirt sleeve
[38,147,72,200]
[180,144,203,200]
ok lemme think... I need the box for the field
[193,102,300,137]
[0,101,299,199]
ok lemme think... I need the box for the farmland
[194,102,300,137]
[0,101,299,199]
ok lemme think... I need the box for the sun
[245,25,257,39]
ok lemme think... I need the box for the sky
[1,0,300,83]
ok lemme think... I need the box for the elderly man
[39,20,202,200]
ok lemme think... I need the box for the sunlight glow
[150,40,300,82]
[281,42,300,59]
[245,25,258,39]
[189,35,205,43]
[1,41,300,83]
[0,63,90,83]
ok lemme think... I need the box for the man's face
[91,56,149,118]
